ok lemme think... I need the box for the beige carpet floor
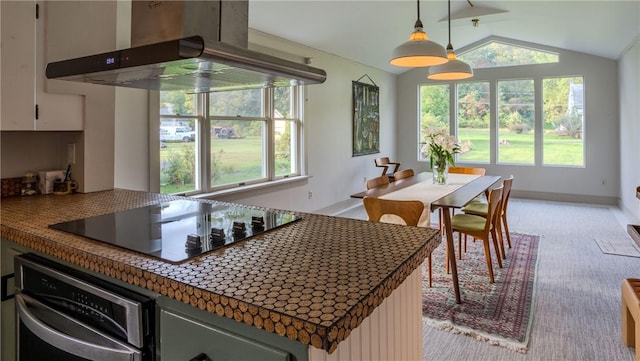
[334,198,639,361]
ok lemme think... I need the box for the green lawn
[160,136,288,194]
[161,129,584,194]
[456,128,583,166]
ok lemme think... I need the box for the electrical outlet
[308,191,313,200]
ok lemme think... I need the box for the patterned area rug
[422,232,540,353]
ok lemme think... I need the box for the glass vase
[432,156,448,185]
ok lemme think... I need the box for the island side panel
[308,266,423,361]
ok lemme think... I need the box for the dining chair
[450,185,504,283]
[393,168,414,181]
[437,166,487,237]
[374,157,401,181]
[362,196,435,287]
[366,175,390,190]
[448,166,486,175]
[462,175,514,259]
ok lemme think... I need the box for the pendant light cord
[446,0,453,51]
[415,0,423,28]
[448,0,451,45]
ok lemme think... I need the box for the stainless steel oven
[14,253,155,361]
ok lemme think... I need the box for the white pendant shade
[427,53,474,80]
[390,0,449,68]
[390,28,449,67]
[427,0,474,80]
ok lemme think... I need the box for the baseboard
[313,198,362,216]
[511,190,617,206]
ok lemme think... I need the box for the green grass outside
[161,129,584,194]
[456,128,583,166]
[160,136,290,194]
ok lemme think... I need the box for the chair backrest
[393,168,414,181]
[374,157,400,177]
[485,185,504,232]
[363,197,424,226]
[448,167,486,175]
[366,175,390,189]
[375,157,392,166]
[501,175,514,214]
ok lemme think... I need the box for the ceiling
[248,0,640,74]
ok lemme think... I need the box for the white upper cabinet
[1,1,83,131]
[1,1,36,130]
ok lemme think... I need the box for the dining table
[353,171,502,304]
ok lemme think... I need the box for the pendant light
[390,0,448,67]
[427,0,474,80]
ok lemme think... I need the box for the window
[497,79,535,164]
[418,85,449,160]
[273,87,300,177]
[542,77,584,166]
[159,93,198,194]
[418,39,586,170]
[159,86,303,195]
[458,40,559,69]
[209,89,266,187]
[456,82,490,163]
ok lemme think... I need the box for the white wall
[619,35,640,223]
[396,37,620,204]
[208,30,397,212]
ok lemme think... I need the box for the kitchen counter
[0,189,440,355]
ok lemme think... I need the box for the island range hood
[45,1,326,93]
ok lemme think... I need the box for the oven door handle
[16,293,142,361]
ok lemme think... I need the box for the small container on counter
[21,172,38,196]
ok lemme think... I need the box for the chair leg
[481,238,495,283]
[502,213,512,249]
[458,232,463,260]
[463,234,468,253]
[622,298,635,346]
[490,228,503,268]
[445,241,450,274]
[496,218,506,260]
[428,255,433,288]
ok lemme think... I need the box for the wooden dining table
[353,172,502,304]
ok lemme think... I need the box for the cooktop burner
[49,199,301,263]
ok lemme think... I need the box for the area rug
[422,232,540,353]
[594,238,640,258]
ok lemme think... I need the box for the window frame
[418,77,586,169]
[157,85,305,196]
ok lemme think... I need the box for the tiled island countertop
[0,189,440,354]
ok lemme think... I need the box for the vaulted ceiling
[248,0,640,74]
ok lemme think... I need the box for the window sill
[190,175,311,200]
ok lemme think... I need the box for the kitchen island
[0,189,440,360]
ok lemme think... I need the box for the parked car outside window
[160,126,195,142]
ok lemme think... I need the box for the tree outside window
[457,82,490,163]
[497,79,535,165]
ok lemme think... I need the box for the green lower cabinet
[1,239,26,361]
[159,308,291,361]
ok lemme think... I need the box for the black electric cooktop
[49,199,301,263]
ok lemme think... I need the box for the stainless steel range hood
[45,1,326,92]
